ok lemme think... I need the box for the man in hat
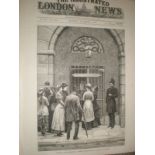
[65,91,83,140]
[43,81,52,101]
[43,81,54,132]
[106,78,118,128]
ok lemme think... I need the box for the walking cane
[82,112,88,138]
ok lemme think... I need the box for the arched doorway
[37,26,125,127]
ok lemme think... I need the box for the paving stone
[38,124,125,151]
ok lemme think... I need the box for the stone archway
[48,27,125,127]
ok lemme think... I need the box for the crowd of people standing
[37,78,118,139]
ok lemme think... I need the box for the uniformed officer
[106,78,118,128]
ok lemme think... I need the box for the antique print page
[20,0,135,154]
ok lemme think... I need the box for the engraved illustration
[37,26,125,151]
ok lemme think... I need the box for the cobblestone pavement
[38,123,125,151]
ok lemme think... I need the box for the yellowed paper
[20,0,135,154]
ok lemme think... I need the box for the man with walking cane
[65,91,87,140]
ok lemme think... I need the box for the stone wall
[37,26,125,127]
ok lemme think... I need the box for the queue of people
[37,78,118,139]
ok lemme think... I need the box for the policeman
[106,78,118,128]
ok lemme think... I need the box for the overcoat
[106,87,118,113]
[65,94,83,122]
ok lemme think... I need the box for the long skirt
[82,100,94,122]
[51,104,65,132]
